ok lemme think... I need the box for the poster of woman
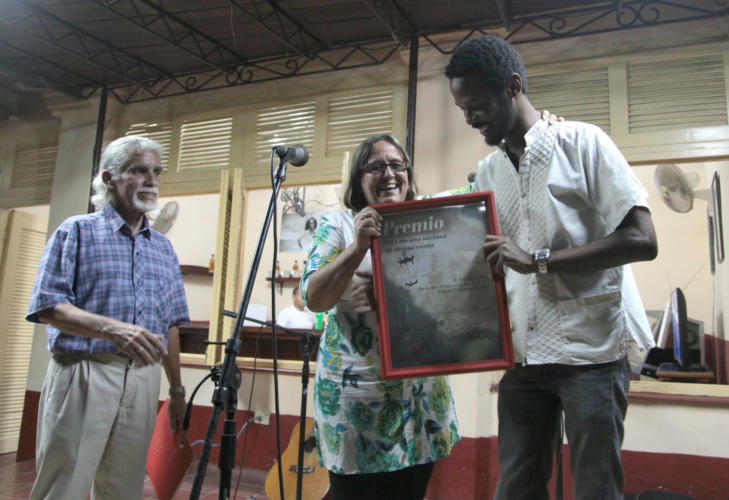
[281,212,326,252]
[279,186,341,252]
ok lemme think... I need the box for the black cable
[181,369,217,447]
[233,323,263,499]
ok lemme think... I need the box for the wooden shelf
[178,322,320,361]
[265,276,300,283]
[656,363,715,384]
[266,276,300,294]
[180,265,213,276]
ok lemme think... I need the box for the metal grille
[528,68,611,134]
[10,142,57,189]
[326,88,394,157]
[178,117,233,171]
[628,55,728,133]
[255,101,316,162]
[125,121,173,165]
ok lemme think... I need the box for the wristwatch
[169,386,186,397]
[532,248,551,274]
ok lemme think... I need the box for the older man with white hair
[26,135,190,500]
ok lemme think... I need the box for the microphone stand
[222,312,320,500]
[189,155,291,500]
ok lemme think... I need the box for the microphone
[273,144,309,167]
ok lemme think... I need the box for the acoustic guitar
[264,417,330,500]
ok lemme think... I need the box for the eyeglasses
[361,160,410,174]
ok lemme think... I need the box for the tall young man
[445,35,658,499]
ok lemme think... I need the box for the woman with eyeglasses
[300,135,460,500]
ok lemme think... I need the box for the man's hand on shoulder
[541,109,564,125]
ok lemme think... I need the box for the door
[0,209,47,453]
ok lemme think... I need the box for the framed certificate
[370,191,514,379]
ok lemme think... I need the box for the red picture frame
[370,191,514,379]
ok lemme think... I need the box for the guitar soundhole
[304,435,317,453]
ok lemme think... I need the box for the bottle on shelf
[208,253,215,272]
[292,260,300,277]
[275,260,281,278]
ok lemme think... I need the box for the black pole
[405,35,418,164]
[219,407,238,499]
[190,157,289,500]
[295,334,316,500]
[88,87,108,213]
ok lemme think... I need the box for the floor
[0,453,268,500]
[0,452,649,500]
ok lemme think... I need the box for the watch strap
[532,248,551,274]
[168,385,186,397]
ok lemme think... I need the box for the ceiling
[0,0,727,120]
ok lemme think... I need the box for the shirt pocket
[557,290,623,352]
[149,266,175,331]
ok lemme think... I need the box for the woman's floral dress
[300,210,460,474]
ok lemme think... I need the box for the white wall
[631,162,715,329]
[13,205,50,217]
[156,193,219,321]
[625,402,729,458]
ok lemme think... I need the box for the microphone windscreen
[289,145,309,167]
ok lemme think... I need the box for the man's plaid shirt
[27,203,189,353]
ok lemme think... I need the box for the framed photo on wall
[712,172,724,263]
[370,192,514,379]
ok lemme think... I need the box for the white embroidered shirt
[475,119,655,365]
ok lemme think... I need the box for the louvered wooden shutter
[125,121,173,164]
[528,68,611,134]
[627,55,728,133]
[0,210,47,453]
[10,142,57,189]
[205,169,244,365]
[178,117,233,171]
[255,101,316,162]
[326,88,394,157]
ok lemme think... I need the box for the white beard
[133,187,158,213]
